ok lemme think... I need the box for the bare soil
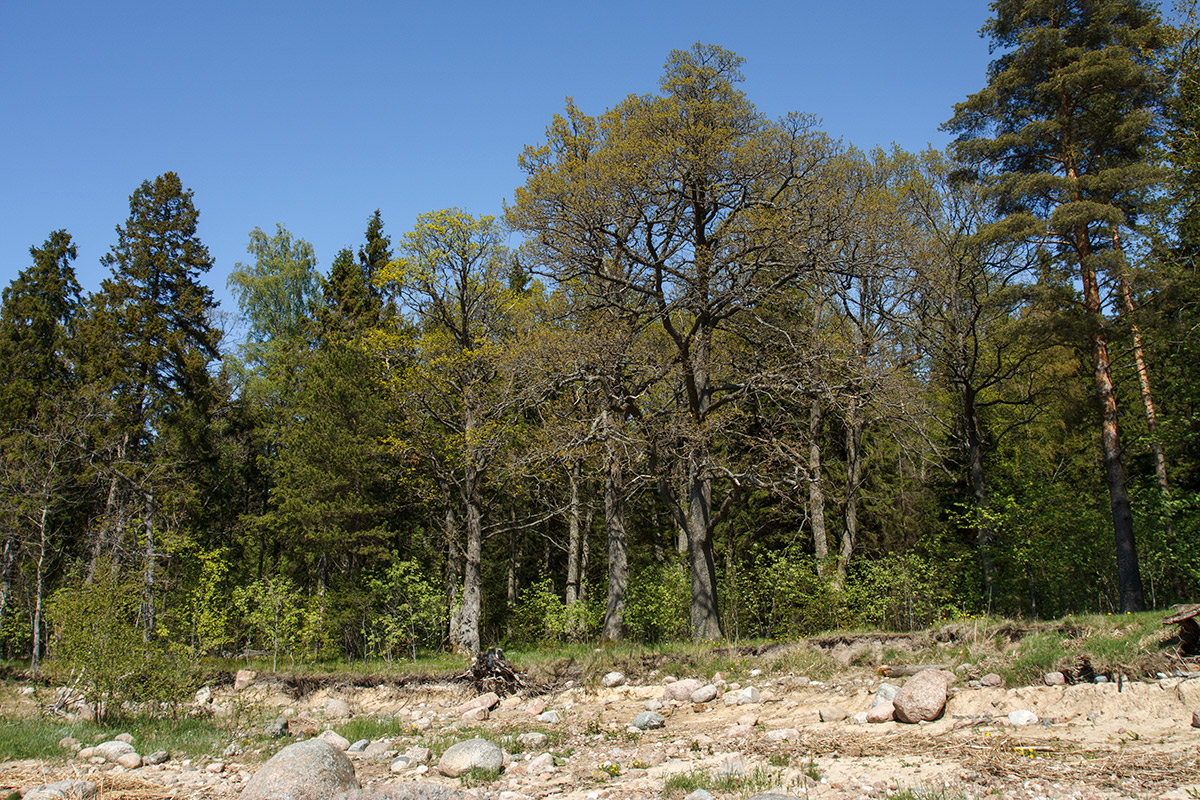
[5,646,1200,800]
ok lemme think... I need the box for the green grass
[333,715,415,742]
[663,766,786,799]
[0,715,231,761]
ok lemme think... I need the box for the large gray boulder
[437,738,503,778]
[892,669,955,723]
[94,740,136,762]
[240,739,359,800]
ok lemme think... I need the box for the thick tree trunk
[834,396,863,589]
[686,448,723,640]
[601,433,627,641]
[454,462,483,654]
[809,396,828,566]
[1079,231,1144,612]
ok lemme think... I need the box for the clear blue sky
[1,1,995,334]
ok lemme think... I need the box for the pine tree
[946,0,1171,612]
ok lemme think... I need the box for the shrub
[625,562,689,642]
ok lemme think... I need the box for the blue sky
[1,1,995,331]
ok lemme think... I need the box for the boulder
[690,684,719,704]
[601,671,626,688]
[737,686,761,704]
[818,706,847,722]
[1192,707,1200,729]
[461,706,489,722]
[872,683,899,707]
[525,752,556,775]
[763,728,799,742]
[324,698,352,718]
[516,732,547,748]
[144,750,170,765]
[663,678,704,701]
[980,673,1003,687]
[536,709,562,723]
[347,739,370,753]
[114,732,135,744]
[234,669,257,691]
[437,738,503,778]
[1008,709,1039,726]
[23,780,98,800]
[892,669,954,724]
[631,711,665,730]
[1043,671,1066,686]
[866,702,894,723]
[116,752,143,769]
[94,740,136,762]
[240,739,358,800]
[318,729,351,750]
[458,692,500,713]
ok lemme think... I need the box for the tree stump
[466,648,524,696]
[1162,604,1200,655]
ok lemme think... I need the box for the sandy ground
[6,666,1200,800]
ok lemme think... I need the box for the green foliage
[231,574,314,670]
[727,548,838,639]
[625,563,690,643]
[45,567,198,720]
[841,552,970,631]
[364,557,448,660]
[0,716,229,761]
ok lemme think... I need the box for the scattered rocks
[240,739,358,800]
[1044,671,1066,686]
[893,669,955,723]
[643,698,663,711]
[461,706,490,722]
[23,780,98,800]
[438,737,503,778]
[663,678,704,702]
[980,673,1004,687]
[1009,709,1039,726]
[332,786,474,800]
[94,740,136,762]
[819,705,848,722]
[690,684,719,704]
[601,671,626,688]
[632,711,666,730]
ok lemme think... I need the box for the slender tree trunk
[809,396,828,566]
[602,424,628,641]
[963,385,995,610]
[142,489,156,639]
[566,461,582,609]
[31,508,48,673]
[1112,228,1172,535]
[835,395,863,589]
[0,533,15,658]
[442,481,463,650]
[1078,227,1144,612]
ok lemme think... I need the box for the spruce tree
[946,0,1170,612]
